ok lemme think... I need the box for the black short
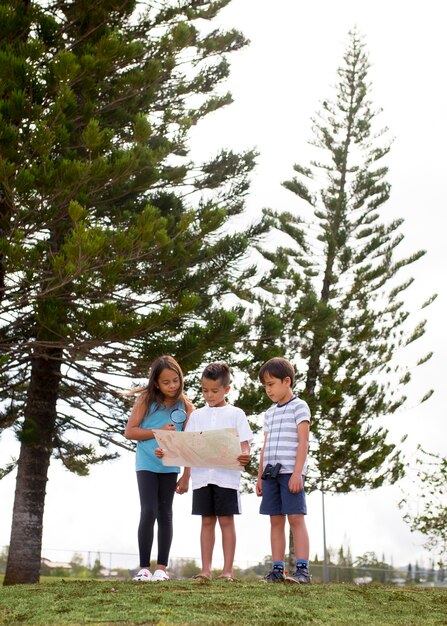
[192,484,241,516]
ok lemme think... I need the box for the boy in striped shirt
[256,357,311,584]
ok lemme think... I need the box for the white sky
[1,0,446,572]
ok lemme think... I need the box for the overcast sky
[1,0,446,572]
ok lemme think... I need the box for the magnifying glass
[170,408,187,425]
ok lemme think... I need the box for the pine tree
[241,29,433,489]
[0,0,264,584]
[414,561,421,584]
[437,560,445,583]
[427,560,435,583]
[238,29,434,571]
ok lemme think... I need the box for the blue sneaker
[285,567,311,584]
[263,568,285,583]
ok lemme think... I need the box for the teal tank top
[135,401,183,473]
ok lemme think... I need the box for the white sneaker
[151,569,169,581]
[132,568,152,581]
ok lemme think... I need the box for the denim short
[260,474,307,515]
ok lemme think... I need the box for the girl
[124,355,193,581]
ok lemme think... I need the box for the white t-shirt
[185,404,253,490]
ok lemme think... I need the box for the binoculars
[261,462,281,480]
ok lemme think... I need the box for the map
[152,428,242,470]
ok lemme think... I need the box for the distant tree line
[2,546,443,585]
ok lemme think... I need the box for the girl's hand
[255,478,263,497]
[155,447,164,458]
[237,452,250,466]
[161,422,176,431]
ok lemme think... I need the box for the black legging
[136,470,178,568]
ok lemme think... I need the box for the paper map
[152,428,242,470]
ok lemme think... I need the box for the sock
[296,559,309,572]
[273,561,285,573]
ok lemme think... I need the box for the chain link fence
[1,545,446,586]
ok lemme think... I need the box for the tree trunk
[4,351,61,585]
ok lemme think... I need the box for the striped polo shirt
[263,396,311,475]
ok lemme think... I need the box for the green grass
[0,579,446,625]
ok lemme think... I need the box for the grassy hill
[0,578,446,624]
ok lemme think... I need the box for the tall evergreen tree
[0,0,264,585]
[238,30,434,565]
[427,560,436,583]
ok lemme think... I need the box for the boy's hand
[154,447,164,458]
[255,478,263,497]
[176,475,189,495]
[237,452,250,466]
[288,472,303,494]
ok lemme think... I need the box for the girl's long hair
[125,355,186,414]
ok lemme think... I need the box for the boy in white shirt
[176,362,252,580]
